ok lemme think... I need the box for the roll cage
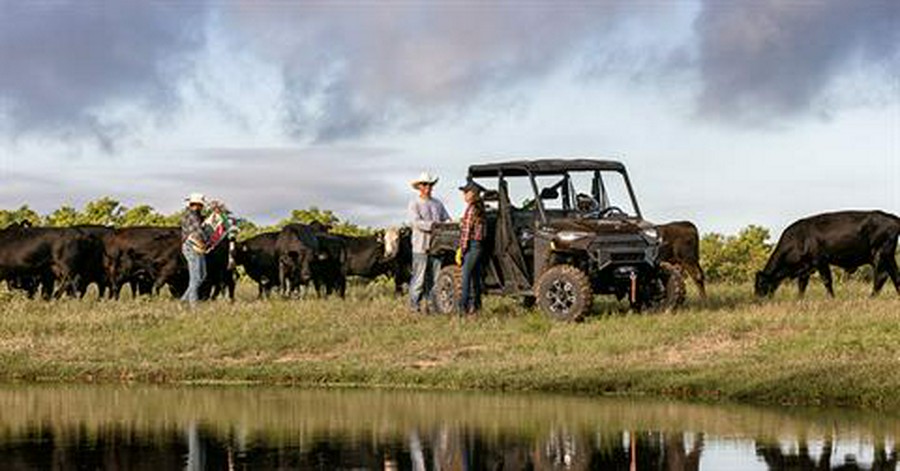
[465,159,642,224]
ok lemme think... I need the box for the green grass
[0,280,898,409]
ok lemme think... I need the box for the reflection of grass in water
[0,385,897,444]
[0,281,897,408]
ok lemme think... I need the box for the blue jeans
[409,253,441,311]
[458,240,483,313]
[181,242,206,305]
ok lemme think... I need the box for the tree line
[0,198,373,241]
[3,199,886,284]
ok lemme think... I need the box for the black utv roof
[468,158,626,178]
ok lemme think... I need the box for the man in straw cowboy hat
[181,192,208,306]
[407,171,450,313]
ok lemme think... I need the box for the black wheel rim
[546,279,577,314]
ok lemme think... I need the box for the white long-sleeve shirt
[408,196,451,254]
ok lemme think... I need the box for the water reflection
[0,386,896,470]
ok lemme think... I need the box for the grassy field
[0,280,898,409]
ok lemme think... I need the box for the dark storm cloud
[226,1,640,142]
[0,1,206,149]
[694,0,900,123]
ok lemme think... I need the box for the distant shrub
[700,225,772,284]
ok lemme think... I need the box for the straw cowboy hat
[409,171,439,190]
[185,193,206,206]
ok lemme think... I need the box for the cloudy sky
[0,0,897,235]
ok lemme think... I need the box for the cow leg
[279,262,288,297]
[872,252,900,296]
[684,263,707,298]
[225,274,235,301]
[797,274,811,298]
[40,274,55,301]
[889,256,900,295]
[816,264,835,297]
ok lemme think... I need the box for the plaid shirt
[181,210,205,243]
[459,204,484,251]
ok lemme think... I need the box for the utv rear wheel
[434,265,460,315]
[535,265,592,321]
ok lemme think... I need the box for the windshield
[533,170,639,219]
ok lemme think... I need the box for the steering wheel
[598,206,627,218]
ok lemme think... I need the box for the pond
[0,385,896,470]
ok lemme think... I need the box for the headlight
[557,231,593,243]
[642,228,659,241]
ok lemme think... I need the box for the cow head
[754,271,777,297]
[298,247,315,283]
[232,242,249,266]
[382,227,401,260]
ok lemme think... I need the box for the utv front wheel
[535,265,592,321]
[632,262,686,312]
[658,262,687,311]
[434,265,460,315]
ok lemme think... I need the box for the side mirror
[539,187,558,199]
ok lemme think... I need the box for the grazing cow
[306,226,411,297]
[0,223,95,299]
[656,221,706,298]
[275,224,320,297]
[755,210,900,297]
[233,232,280,299]
[103,227,187,299]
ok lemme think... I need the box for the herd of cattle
[0,221,412,301]
[0,209,897,303]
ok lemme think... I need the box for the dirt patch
[409,345,489,369]
[272,351,339,364]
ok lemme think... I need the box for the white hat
[185,193,206,205]
[409,171,439,190]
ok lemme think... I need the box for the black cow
[657,221,706,298]
[755,210,900,297]
[69,224,114,298]
[390,227,413,295]
[275,224,320,297]
[0,223,96,299]
[199,236,236,301]
[311,233,348,298]
[103,227,187,299]
[234,232,280,299]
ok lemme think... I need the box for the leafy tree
[278,207,340,228]
[120,204,171,227]
[700,225,772,283]
[0,205,42,228]
[77,197,125,226]
[276,206,373,236]
[44,205,81,227]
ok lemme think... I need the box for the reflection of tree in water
[0,422,896,470]
[755,434,898,471]
[586,430,703,471]
[0,424,188,470]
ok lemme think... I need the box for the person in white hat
[181,192,208,307]
[407,171,450,313]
